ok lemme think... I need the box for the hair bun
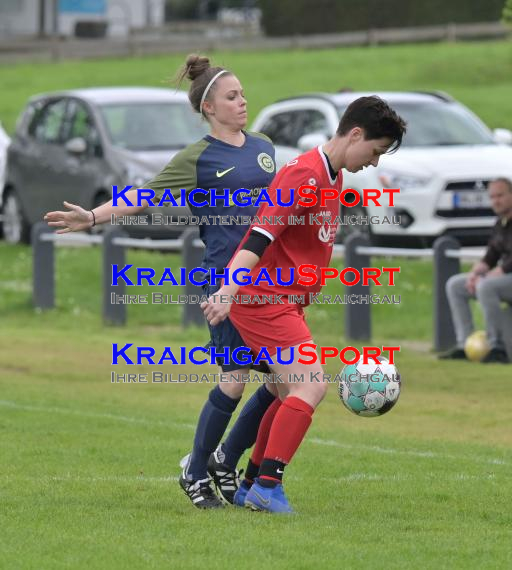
[184,54,211,81]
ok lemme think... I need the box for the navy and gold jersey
[148,131,275,270]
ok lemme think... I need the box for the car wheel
[335,201,372,244]
[2,189,30,244]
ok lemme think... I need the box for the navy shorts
[204,283,270,374]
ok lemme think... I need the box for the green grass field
[1,242,511,569]
[2,40,512,567]
[1,40,512,134]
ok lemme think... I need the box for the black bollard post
[182,228,205,328]
[32,222,55,310]
[103,227,127,326]
[344,233,372,341]
[433,236,461,351]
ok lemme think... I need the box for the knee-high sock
[262,396,314,465]
[221,385,276,469]
[187,386,240,480]
[250,398,282,466]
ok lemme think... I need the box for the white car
[0,122,10,197]
[251,91,512,246]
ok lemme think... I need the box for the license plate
[453,191,491,209]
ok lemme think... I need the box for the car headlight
[124,166,154,189]
[378,171,430,191]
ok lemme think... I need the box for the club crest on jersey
[228,190,249,206]
[257,153,275,173]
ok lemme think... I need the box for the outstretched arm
[43,189,147,234]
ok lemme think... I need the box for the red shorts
[229,302,312,357]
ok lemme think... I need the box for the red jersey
[232,146,342,304]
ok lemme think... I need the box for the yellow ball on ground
[464,331,490,362]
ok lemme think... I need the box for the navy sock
[187,386,240,480]
[245,459,260,483]
[221,385,276,469]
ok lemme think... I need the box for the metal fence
[32,222,512,356]
[343,233,512,358]
[32,222,205,327]
[32,222,345,328]
[1,21,508,63]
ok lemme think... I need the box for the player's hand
[201,286,233,326]
[486,266,504,278]
[43,201,93,233]
[465,273,481,295]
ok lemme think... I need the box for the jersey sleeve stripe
[252,226,275,242]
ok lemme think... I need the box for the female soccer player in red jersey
[202,96,407,513]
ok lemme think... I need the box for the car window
[16,103,38,136]
[64,100,101,155]
[298,109,330,138]
[99,102,208,151]
[29,99,68,144]
[259,110,303,147]
[67,103,92,139]
[336,101,494,147]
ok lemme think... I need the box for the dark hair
[336,96,407,153]
[491,177,512,192]
[176,54,232,116]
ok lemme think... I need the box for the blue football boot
[233,479,252,507]
[244,479,294,514]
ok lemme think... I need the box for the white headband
[199,70,228,115]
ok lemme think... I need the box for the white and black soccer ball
[338,356,401,417]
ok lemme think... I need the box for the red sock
[250,398,282,466]
[263,396,314,464]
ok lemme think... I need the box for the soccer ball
[464,330,490,362]
[338,356,401,417]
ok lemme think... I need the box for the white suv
[251,91,512,246]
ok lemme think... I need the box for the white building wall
[0,0,165,38]
[106,0,165,36]
[0,0,39,37]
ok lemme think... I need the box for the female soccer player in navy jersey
[202,96,407,513]
[44,54,279,509]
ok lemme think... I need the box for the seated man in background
[441,178,512,363]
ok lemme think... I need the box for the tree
[503,0,512,25]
